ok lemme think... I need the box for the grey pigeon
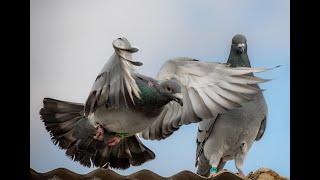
[195,34,268,177]
[40,37,271,170]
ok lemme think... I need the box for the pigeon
[195,34,269,177]
[40,37,272,170]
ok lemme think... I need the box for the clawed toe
[236,172,245,177]
[209,173,217,178]
[94,124,105,141]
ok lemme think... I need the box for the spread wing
[84,53,141,115]
[139,101,182,140]
[156,57,271,124]
[140,57,272,140]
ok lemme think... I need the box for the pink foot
[107,136,121,146]
[93,125,104,141]
[148,81,154,87]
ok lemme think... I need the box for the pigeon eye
[166,87,172,93]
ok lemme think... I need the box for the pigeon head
[227,34,251,67]
[231,34,247,54]
[159,80,183,106]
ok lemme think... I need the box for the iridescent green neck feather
[136,81,170,108]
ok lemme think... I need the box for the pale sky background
[30,0,290,177]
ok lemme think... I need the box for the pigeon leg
[107,136,121,146]
[217,159,227,172]
[93,124,105,141]
[196,153,211,177]
[235,142,248,177]
[208,153,223,178]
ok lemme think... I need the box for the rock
[247,168,288,180]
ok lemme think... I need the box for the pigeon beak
[173,93,183,106]
[237,43,245,54]
[239,47,244,54]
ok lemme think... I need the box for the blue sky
[30,0,290,177]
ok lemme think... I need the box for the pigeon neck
[227,51,251,68]
[138,84,170,106]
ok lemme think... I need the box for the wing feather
[140,57,276,141]
[139,101,182,140]
[156,57,274,123]
[85,53,141,115]
[188,87,211,118]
